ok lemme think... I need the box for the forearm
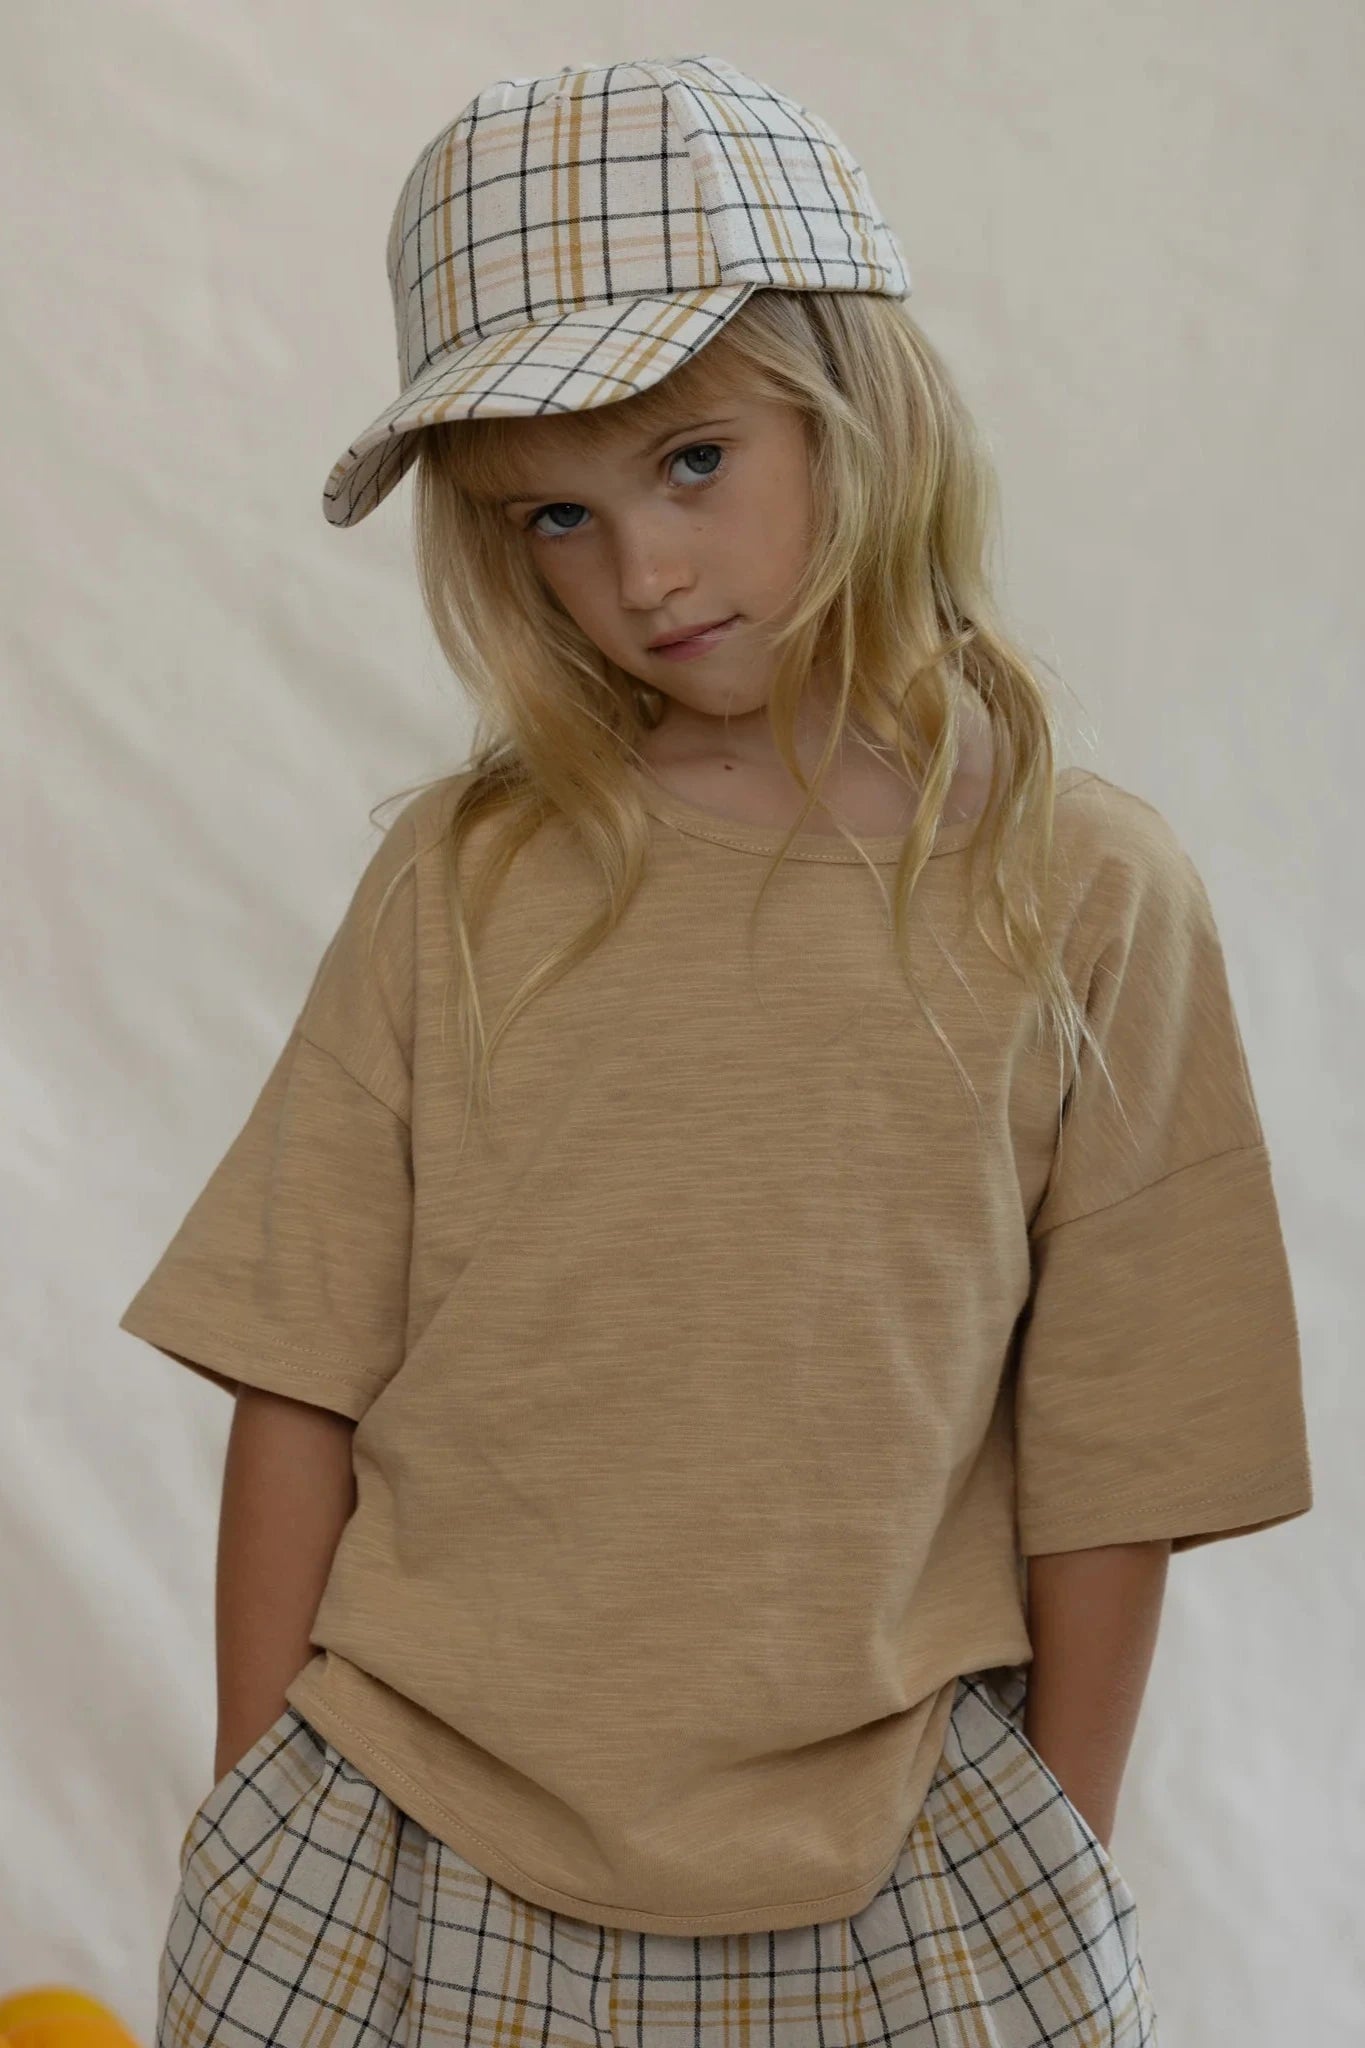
[214,1386,357,1783]
[1022,1538,1170,1849]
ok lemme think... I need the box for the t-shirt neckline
[626,760,987,864]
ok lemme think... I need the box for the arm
[1022,1538,1170,1850]
[213,1385,358,1784]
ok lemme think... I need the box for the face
[490,373,821,745]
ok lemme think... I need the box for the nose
[611,511,697,614]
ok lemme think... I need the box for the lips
[648,614,736,651]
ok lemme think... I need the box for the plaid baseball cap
[322,52,910,528]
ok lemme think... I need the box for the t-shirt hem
[116,1301,392,1421]
[1018,1450,1314,1556]
[283,1637,1031,1936]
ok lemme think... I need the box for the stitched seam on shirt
[296,1027,412,1129]
[643,767,1093,862]
[1032,1137,1267,1241]
[150,1312,395,1378]
[1024,1450,1309,1520]
[648,812,959,864]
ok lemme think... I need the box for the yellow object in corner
[0,1986,143,2048]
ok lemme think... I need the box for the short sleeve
[1013,810,1313,1557]
[116,790,430,1421]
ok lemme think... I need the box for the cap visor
[322,281,757,528]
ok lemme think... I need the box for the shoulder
[355,767,483,891]
[1046,767,1224,981]
[380,768,477,853]
[1049,766,1206,906]
[1051,766,1197,878]
[315,771,475,974]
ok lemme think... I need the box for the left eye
[671,442,724,481]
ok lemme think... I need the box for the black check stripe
[324,284,756,530]
[323,53,910,530]
[158,1674,1157,2044]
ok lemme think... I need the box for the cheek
[537,552,625,647]
[535,549,593,619]
[731,459,812,589]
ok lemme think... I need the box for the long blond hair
[369,286,1105,1152]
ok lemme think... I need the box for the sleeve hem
[116,1304,395,1422]
[1018,1451,1314,1556]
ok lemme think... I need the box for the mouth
[647,614,739,658]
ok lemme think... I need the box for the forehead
[461,350,763,500]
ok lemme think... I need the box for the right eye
[525,501,588,539]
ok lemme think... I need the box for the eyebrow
[492,415,740,509]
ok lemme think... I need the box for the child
[119,52,1313,2047]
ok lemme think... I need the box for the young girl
[119,52,1313,2047]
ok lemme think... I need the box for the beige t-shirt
[117,762,1313,1935]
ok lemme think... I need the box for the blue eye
[523,442,724,536]
[672,442,723,480]
[527,502,587,537]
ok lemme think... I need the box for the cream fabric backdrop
[5,4,1359,2041]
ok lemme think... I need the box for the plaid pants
[158,1667,1158,2045]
